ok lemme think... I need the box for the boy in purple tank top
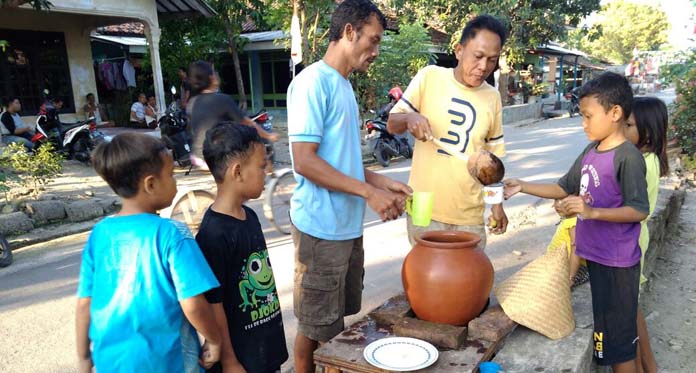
[505,72,649,372]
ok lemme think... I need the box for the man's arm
[387,112,433,141]
[293,142,404,221]
[1,112,17,134]
[240,117,278,142]
[75,297,93,373]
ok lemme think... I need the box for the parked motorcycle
[159,100,192,168]
[32,115,104,163]
[250,109,274,163]
[0,233,11,268]
[566,86,580,117]
[364,87,412,167]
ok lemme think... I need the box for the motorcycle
[159,101,192,168]
[0,233,11,268]
[32,115,105,163]
[364,87,412,167]
[566,86,580,117]
[250,109,275,164]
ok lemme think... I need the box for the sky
[595,0,696,50]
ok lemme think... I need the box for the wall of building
[1,2,158,123]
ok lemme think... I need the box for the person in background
[145,95,158,128]
[1,97,33,150]
[130,93,148,128]
[83,93,114,127]
[179,67,192,109]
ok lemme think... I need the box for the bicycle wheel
[265,170,296,235]
[168,190,215,235]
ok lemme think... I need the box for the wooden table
[313,294,516,373]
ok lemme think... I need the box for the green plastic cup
[407,192,434,227]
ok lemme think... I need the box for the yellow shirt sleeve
[390,66,431,115]
[485,95,505,157]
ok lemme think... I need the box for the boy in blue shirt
[505,72,649,372]
[75,133,223,373]
[196,124,288,373]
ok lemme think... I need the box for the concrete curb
[8,217,102,250]
[493,183,687,372]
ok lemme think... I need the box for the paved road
[0,101,671,371]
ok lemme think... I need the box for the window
[0,29,75,115]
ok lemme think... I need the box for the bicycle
[160,149,297,236]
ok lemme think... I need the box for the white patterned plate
[363,337,439,371]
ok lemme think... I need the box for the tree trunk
[222,16,247,111]
[296,0,310,65]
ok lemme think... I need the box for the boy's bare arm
[211,303,245,371]
[75,297,93,373]
[504,179,569,200]
[561,196,648,222]
[180,294,222,366]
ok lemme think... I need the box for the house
[0,0,213,121]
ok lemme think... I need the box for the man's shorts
[587,260,640,366]
[406,215,487,249]
[291,225,364,342]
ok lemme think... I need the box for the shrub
[0,142,63,192]
[663,49,696,156]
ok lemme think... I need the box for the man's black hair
[328,0,387,42]
[51,97,63,103]
[4,97,20,106]
[459,15,508,47]
[91,132,168,198]
[203,123,264,183]
[178,66,187,74]
[86,93,94,99]
[578,72,633,119]
[189,60,214,94]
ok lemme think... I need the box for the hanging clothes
[123,59,136,88]
[100,62,115,91]
[113,62,127,90]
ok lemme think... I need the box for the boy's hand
[78,358,93,373]
[503,179,523,199]
[199,340,222,369]
[553,199,574,217]
[560,196,592,218]
[222,361,247,373]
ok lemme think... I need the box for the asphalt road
[0,97,675,372]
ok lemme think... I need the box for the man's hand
[489,203,508,234]
[560,196,592,218]
[553,199,577,218]
[266,132,280,142]
[366,185,405,221]
[405,113,433,141]
[503,179,524,200]
[199,340,222,369]
[78,358,93,373]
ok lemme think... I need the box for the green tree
[572,1,670,64]
[384,0,600,65]
[352,24,435,112]
[662,49,696,156]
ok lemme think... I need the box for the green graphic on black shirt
[238,250,280,326]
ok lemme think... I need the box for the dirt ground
[640,189,696,372]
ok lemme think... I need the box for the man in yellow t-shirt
[388,15,509,247]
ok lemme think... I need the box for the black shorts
[587,260,640,366]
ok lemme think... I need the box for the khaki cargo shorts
[406,215,487,249]
[291,225,364,343]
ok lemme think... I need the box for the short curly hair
[328,0,387,42]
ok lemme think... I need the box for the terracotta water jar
[402,230,494,326]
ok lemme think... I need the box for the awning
[91,34,148,54]
[155,0,215,18]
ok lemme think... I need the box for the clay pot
[402,230,493,326]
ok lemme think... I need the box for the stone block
[65,200,104,223]
[0,212,34,235]
[468,305,517,342]
[393,316,467,349]
[25,200,66,226]
[369,294,412,326]
[95,198,121,214]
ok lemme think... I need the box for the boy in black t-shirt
[196,123,288,373]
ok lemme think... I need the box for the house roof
[156,0,215,18]
[97,23,145,37]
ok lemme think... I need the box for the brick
[65,200,104,223]
[468,305,517,342]
[0,212,34,235]
[25,200,66,226]
[369,293,412,326]
[393,316,467,349]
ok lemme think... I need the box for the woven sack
[494,244,575,339]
